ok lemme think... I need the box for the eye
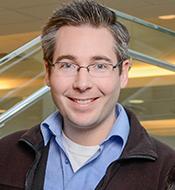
[94,63,109,70]
[57,62,75,70]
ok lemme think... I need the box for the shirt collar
[40,104,130,147]
[102,104,130,148]
[40,112,63,146]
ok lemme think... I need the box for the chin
[67,117,99,130]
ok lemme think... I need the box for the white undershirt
[62,132,100,172]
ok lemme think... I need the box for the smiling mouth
[68,97,98,105]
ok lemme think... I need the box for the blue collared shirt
[40,104,130,190]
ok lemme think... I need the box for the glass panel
[119,59,175,149]
[118,18,175,66]
[0,92,56,138]
[0,42,45,114]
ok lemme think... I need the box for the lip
[67,97,99,105]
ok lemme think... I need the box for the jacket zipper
[20,139,42,190]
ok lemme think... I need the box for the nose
[72,68,93,92]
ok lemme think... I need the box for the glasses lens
[54,62,77,76]
[89,64,112,77]
[54,63,116,77]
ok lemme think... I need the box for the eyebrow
[54,55,113,64]
[90,56,113,63]
[54,55,76,63]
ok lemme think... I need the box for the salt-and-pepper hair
[41,0,130,72]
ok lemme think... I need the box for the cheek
[49,78,69,110]
[50,76,71,95]
[96,78,120,95]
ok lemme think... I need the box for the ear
[44,61,51,87]
[120,59,132,89]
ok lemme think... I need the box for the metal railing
[0,36,41,65]
[114,10,175,36]
[0,86,50,127]
[128,50,175,71]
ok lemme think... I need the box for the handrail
[0,71,44,104]
[0,9,175,66]
[0,86,50,127]
[128,50,175,71]
[0,50,175,126]
[0,46,41,74]
[0,36,41,65]
[114,10,175,37]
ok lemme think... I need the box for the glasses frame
[48,60,123,77]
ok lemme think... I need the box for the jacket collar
[120,108,158,161]
[19,125,44,152]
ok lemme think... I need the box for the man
[0,0,175,189]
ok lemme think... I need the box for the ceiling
[0,0,175,54]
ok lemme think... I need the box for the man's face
[45,25,129,132]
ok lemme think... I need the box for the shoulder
[151,137,175,160]
[0,130,30,172]
[0,127,42,188]
[125,107,175,168]
[150,136,175,180]
[0,130,34,166]
[0,129,27,142]
[0,125,42,161]
[0,126,42,180]
[125,107,175,160]
[0,130,27,153]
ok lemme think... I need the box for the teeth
[73,98,93,104]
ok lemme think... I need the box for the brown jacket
[166,165,175,190]
[0,109,175,190]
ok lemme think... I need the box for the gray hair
[41,0,130,72]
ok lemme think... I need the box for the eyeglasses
[49,60,122,77]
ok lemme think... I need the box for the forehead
[53,25,117,62]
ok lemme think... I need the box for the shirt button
[65,159,69,164]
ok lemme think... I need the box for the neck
[63,113,116,146]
